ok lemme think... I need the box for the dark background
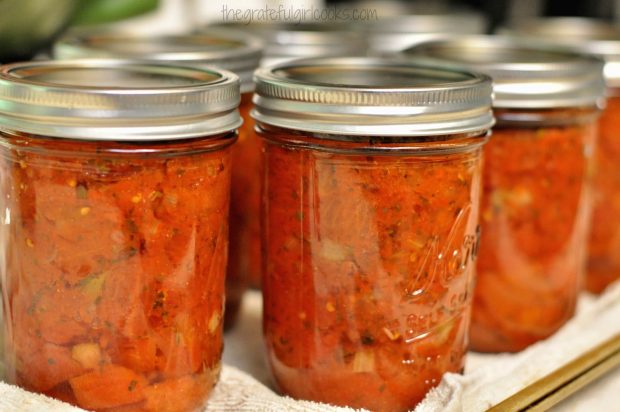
[326,0,619,31]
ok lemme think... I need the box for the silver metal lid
[252,57,494,136]
[402,36,606,109]
[205,23,367,67]
[0,60,241,141]
[499,18,620,87]
[54,31,262,93]
[361,13,487,53]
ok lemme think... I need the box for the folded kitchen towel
[1,281,620,412]
[0,366,362,412]
[0,381,83,412]
[208,366,362,412]
[417,281,620,412]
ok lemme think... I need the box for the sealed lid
[54,31,261,93]
[402,36,606,108]
[361,13,487,53]
[500,18,620,87]
[205,23,367,66]
[252,57,493,136]
[0,60,241,141]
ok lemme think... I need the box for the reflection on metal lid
[54,31,262,93]
[402,36,606,108]
[500,17,620,86]
[252,57,493,136]
[0,60,242,140]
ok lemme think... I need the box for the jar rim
[0,129,237,159]
[361,13,487,34]
[255,122,490,155]
[204,23,367,64]
[252,57,494,137]
[358,12,487,54]
[499,18,620,86]
[0,59,242,141]
[54,31,262,93]
[402,35,606,108]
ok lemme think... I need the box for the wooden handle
[488,334,620,411]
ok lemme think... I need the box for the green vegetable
[72,0,159,25]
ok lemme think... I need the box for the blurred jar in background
[254,57,493,410]
[359,12,487,54]
[501,18,620,294]
[403,37,606,352]
[55,31,262,329]
[0,60,240,411]
[205,22,367,67]
[203,22,366,290]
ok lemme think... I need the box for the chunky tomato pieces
[261,128,484,411]
[472,116,596,352]
[0,132,231,412]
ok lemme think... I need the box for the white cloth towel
[417,281,620,412]
[2,282,620,412]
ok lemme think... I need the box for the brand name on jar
[405,204,480,300]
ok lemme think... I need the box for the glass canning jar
[359,12,487,54]
[403,36,606,352]
[55,31,263,326]
[591,88,620,292]
[500,17,620,293]
[0,60,241,412]
[253,57,494,411]
[204,22,367,67]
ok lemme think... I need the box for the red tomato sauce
[587,94,620,293]
[471,109,597,352]
[260,125,485,411]
[226,93,262,327]
[0,131,233,412]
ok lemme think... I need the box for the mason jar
[195,23,365,290]
[205,22,367,67]
[403,37,606,352]
[0,60,240,412]
[253,57,493,411]
[501,18,620,293]
[55,31,262,327]
[359,13,487,54]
